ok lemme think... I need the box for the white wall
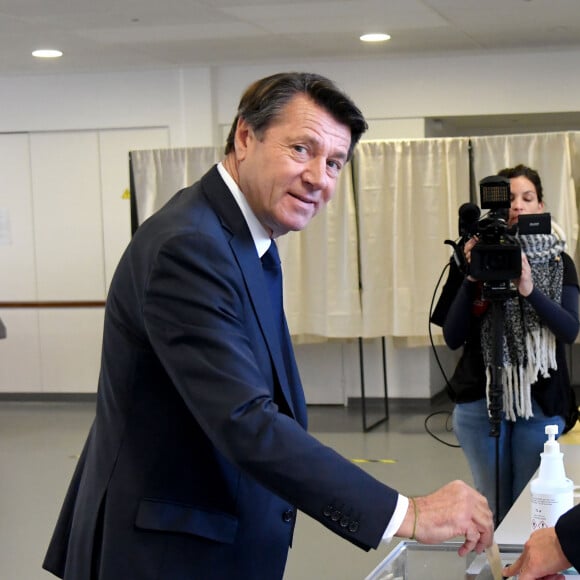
[0,128,170,393]
[3,49,580,149]
[0,69,213,146]
[211,50,580,127]
[2,48,580,400]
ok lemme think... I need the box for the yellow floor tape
[350,458,397,464]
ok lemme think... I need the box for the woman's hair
[224,72,368,161]
[497,164,544,203]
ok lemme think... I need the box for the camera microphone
[444,203,481,274]
[458,202,481,237]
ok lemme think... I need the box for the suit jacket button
[339,516,350,528]
[331,510,341,522]
[348,521,359,533]
[323,505,333,517]
[282,509,294,523]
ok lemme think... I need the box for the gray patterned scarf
[481,233,565,420]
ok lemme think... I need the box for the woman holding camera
[439,164,579,524]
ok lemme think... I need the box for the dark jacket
[556,503,580,570]
[43,166,397,580]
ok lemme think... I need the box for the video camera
[470,176,521,282]
[452,175,551,299]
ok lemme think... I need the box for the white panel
[30,131,105,300]
[296,339,433,403]
[343,338,388,399]
[38,308,104,392]
[341,339,432,400]
[294,342,347,404]
[98,127,169,291]
[0,134,36,300]
[386,342,431,398]
[0,309,42,391]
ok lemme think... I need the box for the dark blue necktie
[261,241,307,426]
[261,240,285,340]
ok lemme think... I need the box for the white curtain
[131,147,222,224]
[130,133,580,342]
[278,166,362,339]
[571,133,580,264]
[354,138,471,338]
[471,132,578,258]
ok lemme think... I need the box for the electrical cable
[424,410,459,448]
[425,259,461,448]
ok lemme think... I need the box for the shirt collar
[217,162,271,257]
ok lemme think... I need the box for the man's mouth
[289,192,316,207]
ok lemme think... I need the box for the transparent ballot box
[366,541,522,580]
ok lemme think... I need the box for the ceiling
[2,0,580,77]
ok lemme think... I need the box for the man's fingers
[457,528,480,557]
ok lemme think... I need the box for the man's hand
[396,480,494,556]
[503,527,571,580]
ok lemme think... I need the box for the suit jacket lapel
[200,167,305,426]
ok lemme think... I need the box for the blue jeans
[453,398,565,524]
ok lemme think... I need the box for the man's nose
[303,158,329,190]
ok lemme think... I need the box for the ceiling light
[32,49,63,59]
[360,33,391,43]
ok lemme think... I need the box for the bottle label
[531,492,574,530]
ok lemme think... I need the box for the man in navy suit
[505,503,580,578]
[43,72,493,579]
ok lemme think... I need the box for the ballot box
[366,541,522,580]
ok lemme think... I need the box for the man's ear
[234,117,253,162]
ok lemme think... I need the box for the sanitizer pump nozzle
[530,425,574,531]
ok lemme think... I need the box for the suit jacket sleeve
[141,220,398,550]
[555,503,580,570]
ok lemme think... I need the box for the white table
[495,443,580,545]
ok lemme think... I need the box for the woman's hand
[464,237,479,281]
[515,252,534,297]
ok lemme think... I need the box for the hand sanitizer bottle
[530,425,574,531]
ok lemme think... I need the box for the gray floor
[0,397,473,579]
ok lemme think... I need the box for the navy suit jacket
[43,166,398,579]
[556,503,580,570]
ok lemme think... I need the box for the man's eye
[293,145,307,154]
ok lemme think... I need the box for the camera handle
[444,238,468,275]
[487,298,506,528]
